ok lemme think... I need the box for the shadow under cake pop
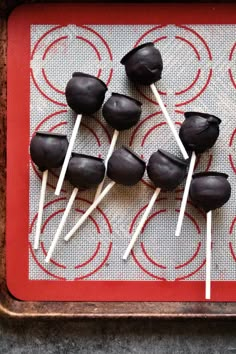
[120,42,163,86]
[55,72,107,196]
[93,95,142,201]
[189,171,231,300]
[175,111,221,237]
[123,149,187,260]
[120,42,188,159]
[45,153,105,263]
[30,132,69,250]
[64,146,146,241]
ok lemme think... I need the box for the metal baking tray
[2,0,236,318]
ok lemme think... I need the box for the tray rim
[3,1,236,318]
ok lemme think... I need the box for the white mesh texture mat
[29,24,236,282]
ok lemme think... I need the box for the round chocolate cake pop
[102,93,142,131]
[147,149,187,191]
[120,42,163,86]
[107,147,146,186]
[179,112,221,154]
[66,153,105,190]
[65,72,107,115]
[189,172,231,212]
[30,132,69,172]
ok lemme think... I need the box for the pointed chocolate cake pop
[64,147,146,242]
[55,73,107,196]
[120,43,163,86]
[30,132,69,171]
[147,149,187,191]
[189,172,231,300]
[102,93,142,131]
[179,112,221,154]
[30,132,69,250]
[67,153,105,190]
[190,172,231,212]
[45,153,105,262]
[123,149,187,260]
[65,72,107,115]
[107,147,146,186]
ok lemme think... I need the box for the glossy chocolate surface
[65,72,107,115]
[147,149,187,191]
[179,112,221,154]
[107,146,146,186]
[120,42,163,85]
[189,171,231,212]
[102,93,142,131]
[30,132,69,172]
[66,153,105,190]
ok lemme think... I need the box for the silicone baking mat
[6,3,236,301]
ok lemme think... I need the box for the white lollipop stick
[175,151,196,236]
[94,129,119,201]
[65,181,116,241]
[45,187,79,262]
[34,169,48,250]
[123,187,161,260]
[205,210,212,300]
[55,114,82,196]
[150,84,189,160]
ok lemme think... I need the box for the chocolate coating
[189,172,231,212]
[107,147,146,186]
[66,153,105,190]
[102,93,142,131]
[30,132,69,172]
[65,72,107,114]
[120,42,163,85]
[179,112,221,154]
[147,149,187,191]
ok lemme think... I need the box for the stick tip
[45,257,50,263]
[64,235,70,241]
[122,253,128,261]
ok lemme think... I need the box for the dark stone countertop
[0,318,236,353]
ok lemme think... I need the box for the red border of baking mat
[7,3,236,301]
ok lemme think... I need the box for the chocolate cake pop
[55,72,107,196]
[107,147,145,186]
[67,153,105,190]
[190,172,231,212]
[65,72,107,115]
[190,171,231,300]
[121,43,188,159]
[179,112,221,154]
[30,132,69,172]
[120,43,163,86]
[64,147,146,242]
[30,132,69,250]
[45,154,105,263]
[175,112,221,237]
[102,93,142,131]
[123,149,187,259]
[94,94,142,201]
[147,149,187,191]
